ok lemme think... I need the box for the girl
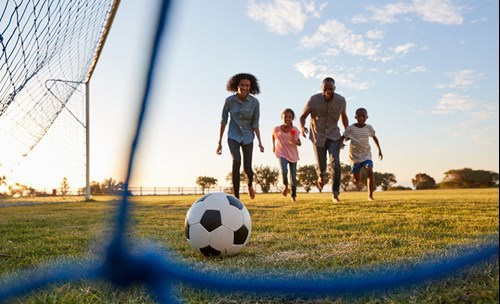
[272,108,301,202]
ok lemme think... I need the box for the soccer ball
[184,192,252,256]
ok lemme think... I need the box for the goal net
[0,0,120,195]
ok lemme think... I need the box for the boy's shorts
[352,160,373,174]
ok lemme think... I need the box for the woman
[216,73,264,199]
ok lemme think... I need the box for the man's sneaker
[291,196,296,202]
[368,197,375,201]
[332,195,340,203]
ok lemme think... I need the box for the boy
[341,108,383,200]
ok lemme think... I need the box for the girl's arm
[272,131,276,154]
[293,127,301,146]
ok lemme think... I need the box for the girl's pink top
[273,126,300,163]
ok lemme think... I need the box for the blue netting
[0,0,498,303]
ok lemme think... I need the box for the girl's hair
[226,73,261,94]
[281,108,295,119]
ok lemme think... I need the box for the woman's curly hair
[226,73,261,94]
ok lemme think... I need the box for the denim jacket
[220,94,260,145]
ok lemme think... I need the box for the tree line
[1,167,498,198]
[195,166,499,194]
[0,176,129,198]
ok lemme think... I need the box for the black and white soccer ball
[184,192,252,256]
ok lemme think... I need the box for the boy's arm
[372,135,383,160]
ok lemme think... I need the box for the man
[299,77,348,202]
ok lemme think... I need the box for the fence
[127,185,318,196]
[128,186,228,196]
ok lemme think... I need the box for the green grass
[0,189,498,303]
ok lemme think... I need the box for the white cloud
[336,77,371,90]
[392,42,416,54]
[351,14,368,24]
[300,20,380,58]
[247,0,325,35]
[432,93,474,114]
[442,102,499,142]
[292,59,327,79]
[365,29,384,40]
[303,1,328,18]
[366,3,413,24]
[412,0,463,25]
[293,59,372,90]
[470,17,487,24]
[435,69,482,89]
[364,0,463,25]
[409,66,426,73]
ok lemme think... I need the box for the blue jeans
[228,139,254,198]
[279,157,297,197]
[313,139,341,195]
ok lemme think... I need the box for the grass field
[0,188,498,303]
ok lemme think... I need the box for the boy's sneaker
[291,196,296,202]
[368,197,375,201]
[332,195,340,203]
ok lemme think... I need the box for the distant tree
[84,178,127,195]
[440,168,499,188]
[196,176,218,194]
[352,169,368,191]
[254,165,279,193]
[387,185,413,191]
[89,181,102,195]
[60,177,70,196]
[342,168,396,192]
[340,163,352,191]
[374,172,397,191]
[102,178,129,195]
[0,175,6,197]
[8,183,36,197]
[226,170,247,194]
[321,166,332,192]
[412,173,437,189]
[297,165,317,193]
[102,178,119,194]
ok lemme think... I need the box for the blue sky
[5,0,499,190]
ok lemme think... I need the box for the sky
[3,0,499,191]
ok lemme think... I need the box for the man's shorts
[352,159,373,174]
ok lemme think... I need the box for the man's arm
[341,109,349,129]
[299,113,307,136]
